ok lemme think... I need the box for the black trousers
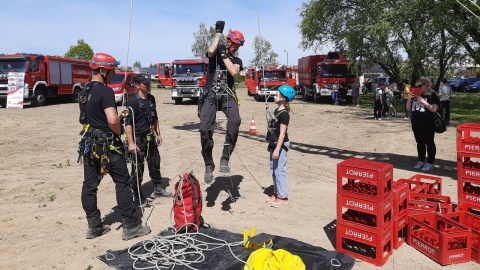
[81,148,137,229]
[199,89,241,159]
[129,135,167,199]
[440,100,450,125]
[374,100,383,119]
[412,123,436,164]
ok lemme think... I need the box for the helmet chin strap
[100,69,111,87]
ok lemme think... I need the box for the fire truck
[158,59,208,105]
[298,52,356,103]
[0,53,91,107]
[244,65,298,102]
[110,71,141,105]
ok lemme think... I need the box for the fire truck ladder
[213,68,236,203]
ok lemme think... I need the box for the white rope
[456,0,480,20]
[127,226,250,270]
[121,0,135,111]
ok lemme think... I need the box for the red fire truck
[110,71,141,105]
[158,59,208,104]
[244,66,297,102]
[0,53,91,107]
[298,52,356,103]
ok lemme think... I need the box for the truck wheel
[174,98,183,105]
[0,99,6,108]
[247,89,253,96]
[32,89,47,107]
[314,92,320,103]
[303,86,312,101]
[73,88,81,103]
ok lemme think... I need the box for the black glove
[218,44,227,59]
[215,20,225,34]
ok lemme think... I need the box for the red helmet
[89,53,120,70]
[227,30,245,46]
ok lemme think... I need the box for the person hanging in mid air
[198,20,244,184]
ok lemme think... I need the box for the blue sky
[3,0,331,67]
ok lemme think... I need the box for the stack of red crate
[443,206,480,264]
[393,174,446,249]
[457,123,480,205]
[408,212,472,265]
[336,158,393,266]
[392,181,408,249]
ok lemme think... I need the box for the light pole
[284,49,288,67]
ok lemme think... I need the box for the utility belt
[267,141,289,152]
[77,125,123,176]
[266,128,289,153]
[203,85,239,103]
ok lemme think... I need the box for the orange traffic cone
[249,116,259,134]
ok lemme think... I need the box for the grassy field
[357,92,480,124]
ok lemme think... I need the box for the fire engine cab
[0,53,91,107]
[244,65,297,102]
[158,59,208,104]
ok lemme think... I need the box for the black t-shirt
[205,49,243,88]
[411,92,440,127]
[268,108,290,143]
[125,93,158,135]
[85,83,117,132]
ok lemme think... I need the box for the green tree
[133,61,142,68]
[249,36,278,67]
[149,63,157,68]
[299,0,479,84]
[64,39,94,60]
[191,22,229,58]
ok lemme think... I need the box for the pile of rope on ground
[126,227,249,270]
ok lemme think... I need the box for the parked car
[450,78,480,92]
[465,81,480,93]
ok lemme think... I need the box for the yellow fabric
[403,84,410,99]
[244,248,306,270]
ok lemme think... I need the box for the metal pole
[284,50,288,67]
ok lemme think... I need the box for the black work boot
[122,223,151,241]
[154,185,172,197]
[219,158,230,173]
[219,145,231,173]
[86,224,111,239]
[202,151,215,184]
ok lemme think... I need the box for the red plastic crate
[409,193,453,214]
[456,202,480,216]
[393,212,408,250]
[408,212,472,265]
[392,181,409,219]
[337,158,393,202]
[337,194,393,233]
[408,174,442,195]
[457,123,480,155]
[458,177,480,206]
[336,222,393,266]
[442,211,480,264]
[457,153,480,182]
[396,178,431,194]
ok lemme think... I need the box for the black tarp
[98,227,355,270]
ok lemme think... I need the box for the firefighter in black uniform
[125,74,172,206]
[79,53,151,241]
[199,21,244,184]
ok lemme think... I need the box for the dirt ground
[0,88,478,270]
